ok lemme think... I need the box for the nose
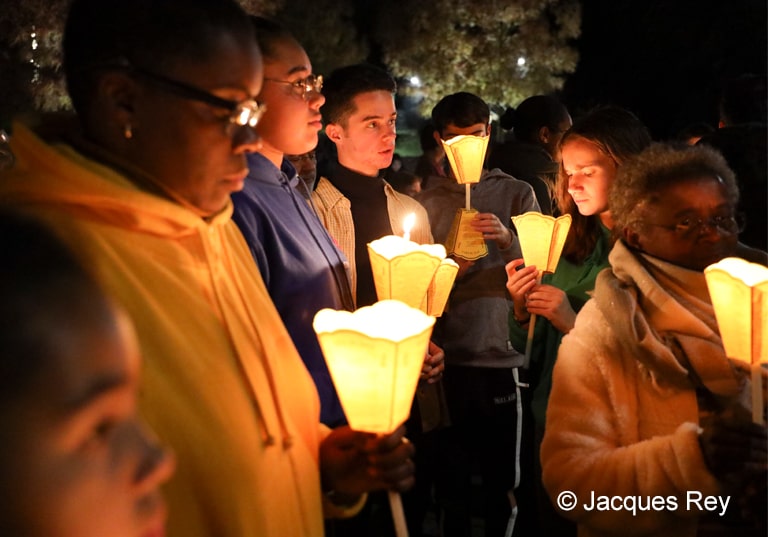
[130,421,176,496]
[383,123,397,143]
[567,174,581,193]
[696,219,725,241]
[233,124,263,154]
[308,91,325,110]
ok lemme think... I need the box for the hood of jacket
[2,121,232,238]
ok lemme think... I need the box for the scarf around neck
[595,241,741,400]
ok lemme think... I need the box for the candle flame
[402,213,416,241]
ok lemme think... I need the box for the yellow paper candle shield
[704,257,768,364]
[444,208,488,261]
[422,257,459,316]
[368,235,447,308]
[441,134,490,185]
[511,212,572,273]
[313,300,436,434]
[704,257,768,424]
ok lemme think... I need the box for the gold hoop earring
[124,124,133,140]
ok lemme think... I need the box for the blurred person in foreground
[541,142,767,537]
[0,210,175,537]
[0,1,414,536]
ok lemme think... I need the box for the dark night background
[559,0,767,139]
[0,0,765,141]
[356,0,767,140]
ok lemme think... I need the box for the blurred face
[1,307,174,537]
[544,115,572,161]
[127,29,264,216]
[562,137,618,222]
[286,150,317,185]
[626,176,739,271]
[257,37,324,166]
[326,90,397,176]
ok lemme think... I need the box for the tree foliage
[373,0,581,115]
[0,0,279,122]
[275,0,368,77]
[0,0,70,120]
[0,0,579,124]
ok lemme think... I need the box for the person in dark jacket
[489,95,571,215]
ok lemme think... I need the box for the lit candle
[314,300,436,537]
[402,212,416,241]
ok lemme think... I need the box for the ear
[623,225,643,250]
[99,71,141,121]
[538,125,550,144]
[83,71,144,143]
[325,123,343,143]
[432,130,443,146]
[485,122,492,137]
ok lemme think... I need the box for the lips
[223,169,249,186]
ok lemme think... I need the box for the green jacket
[509,226,611,427]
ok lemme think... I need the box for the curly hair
[556,105,652,263]
[321,63,396,127]
[610,142,739,234]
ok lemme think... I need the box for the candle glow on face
[402,213,416,241]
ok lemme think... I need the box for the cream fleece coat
[541,240,763,537]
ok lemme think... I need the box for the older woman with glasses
[541,142,767,537]
[0,1,414,537]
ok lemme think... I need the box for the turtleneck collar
[328,161,385,200]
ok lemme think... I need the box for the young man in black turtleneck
[311,63,446,537]
[311,63,434,307]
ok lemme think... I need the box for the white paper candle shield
[313,300,436,434]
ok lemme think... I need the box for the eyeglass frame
[635,213,745,239]
[263,74,323,100]
[129,66,266,128]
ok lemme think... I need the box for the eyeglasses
[264,74,323,100]
[286,151,316,162]
[639,214,745,238]
[132,67,266,128]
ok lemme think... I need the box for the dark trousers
[533,425,576,537]
[435,366,520,537]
